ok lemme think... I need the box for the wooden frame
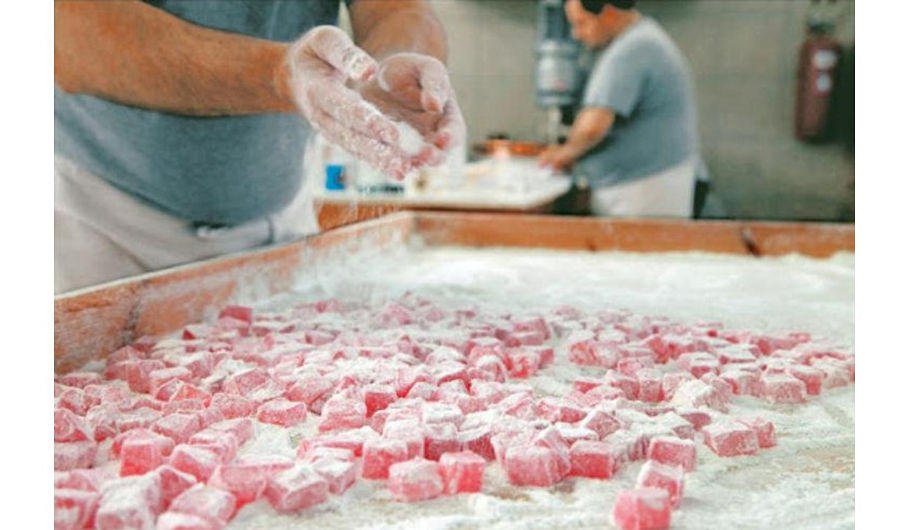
[54,212,853,373]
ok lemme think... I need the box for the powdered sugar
[223,247,853,529]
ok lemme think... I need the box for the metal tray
[54,211,854,373]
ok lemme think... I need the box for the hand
[538,144,581,172]
[284,26,423,180]
[357,52,466,166]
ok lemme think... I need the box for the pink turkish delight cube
[362,438,411,479]
[58,371,103,389]
[603,371,640,400]
[739,417,776,449]
[716,344,759,365]
[209,393,257,419]
[363,384,397,417]
[503,444,568,487]
[661,372,693,401]
[57,387,90,415]
[319,397,367,432]
[676,408,711,431]
[459,426,495,461]
[611,487,671,530]
[568,440,620,479]
[617,356,655,378]
[439,451,485,494]
[55,408,93,443]
[112,429,174,459]
[219,305,252,323]
[263,465,329,513]
[189,430,240,462]
[86,405,119,442]
[55,441,98,471]
[211,455,294,507]
[579,408,622,439]
[170,444,221,482]
[152,465,197,507]
[384,422,426,460]
[789,364,824,395]
[222,368,270,397]
[406,381,440,401]
[508,349,541,378]
[256,398,308,427]
[206,418,254,445]
[703,420,759,457]
[670,379,729,413]
[154,512,215,530]
[95,474,163,530]
[125,359,167,393]
[720,369,759,396]
[120,433,169,477]
[303,428,375,458]
[636,460,684,508]
[567,332,618,368]
[169,484,236,527]
[573,377,605,394]
[55,468,111,492]
[761,373,806,404]
[636,369,663,403]
[676,352,720,378]
[153,413,202,445]
[424,422,462,461]
[149,367,193,394]
[55,488,100,530]
[388,458,444,502]
[310,458,358,494]
[648,436,696,472]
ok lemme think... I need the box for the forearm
[564,128,606,158]
[564,107,615,157]
[54,1,294,116]
[350,1,448,62]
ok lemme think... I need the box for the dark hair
[580,0,637,14]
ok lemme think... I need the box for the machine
[534,0,584,143]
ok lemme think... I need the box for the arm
[538,107,615,171]
[54,0,293,116]
[350,0,448,63]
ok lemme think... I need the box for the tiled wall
[345,0,855,221]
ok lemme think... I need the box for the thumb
[416,58,452,113]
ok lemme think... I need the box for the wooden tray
[54,212,854,373]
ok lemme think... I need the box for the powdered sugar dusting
[222,247,852,529]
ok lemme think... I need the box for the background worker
[539,0,707,218]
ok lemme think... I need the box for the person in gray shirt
[54,0,464,292]
[539,0,704,218]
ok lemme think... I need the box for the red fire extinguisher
[794,1,841,142]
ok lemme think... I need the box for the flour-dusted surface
[224,247,853,530]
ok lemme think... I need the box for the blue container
[325,164,345,191]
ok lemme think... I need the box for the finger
[429,96,466,150]
[309,107,416,181]
[305,26,377,82]
[416,58,452,113]
[313,86,399,145]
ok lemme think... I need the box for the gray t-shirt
[575,18,700,188]
[55,0,349,226]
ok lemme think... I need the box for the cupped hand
[285,26,421,180]
[357,52,466,167]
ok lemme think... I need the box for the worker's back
[575,17,700,187]
[55,0,342,226]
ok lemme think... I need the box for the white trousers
[590,158,696,218]
[54,157,319,294]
